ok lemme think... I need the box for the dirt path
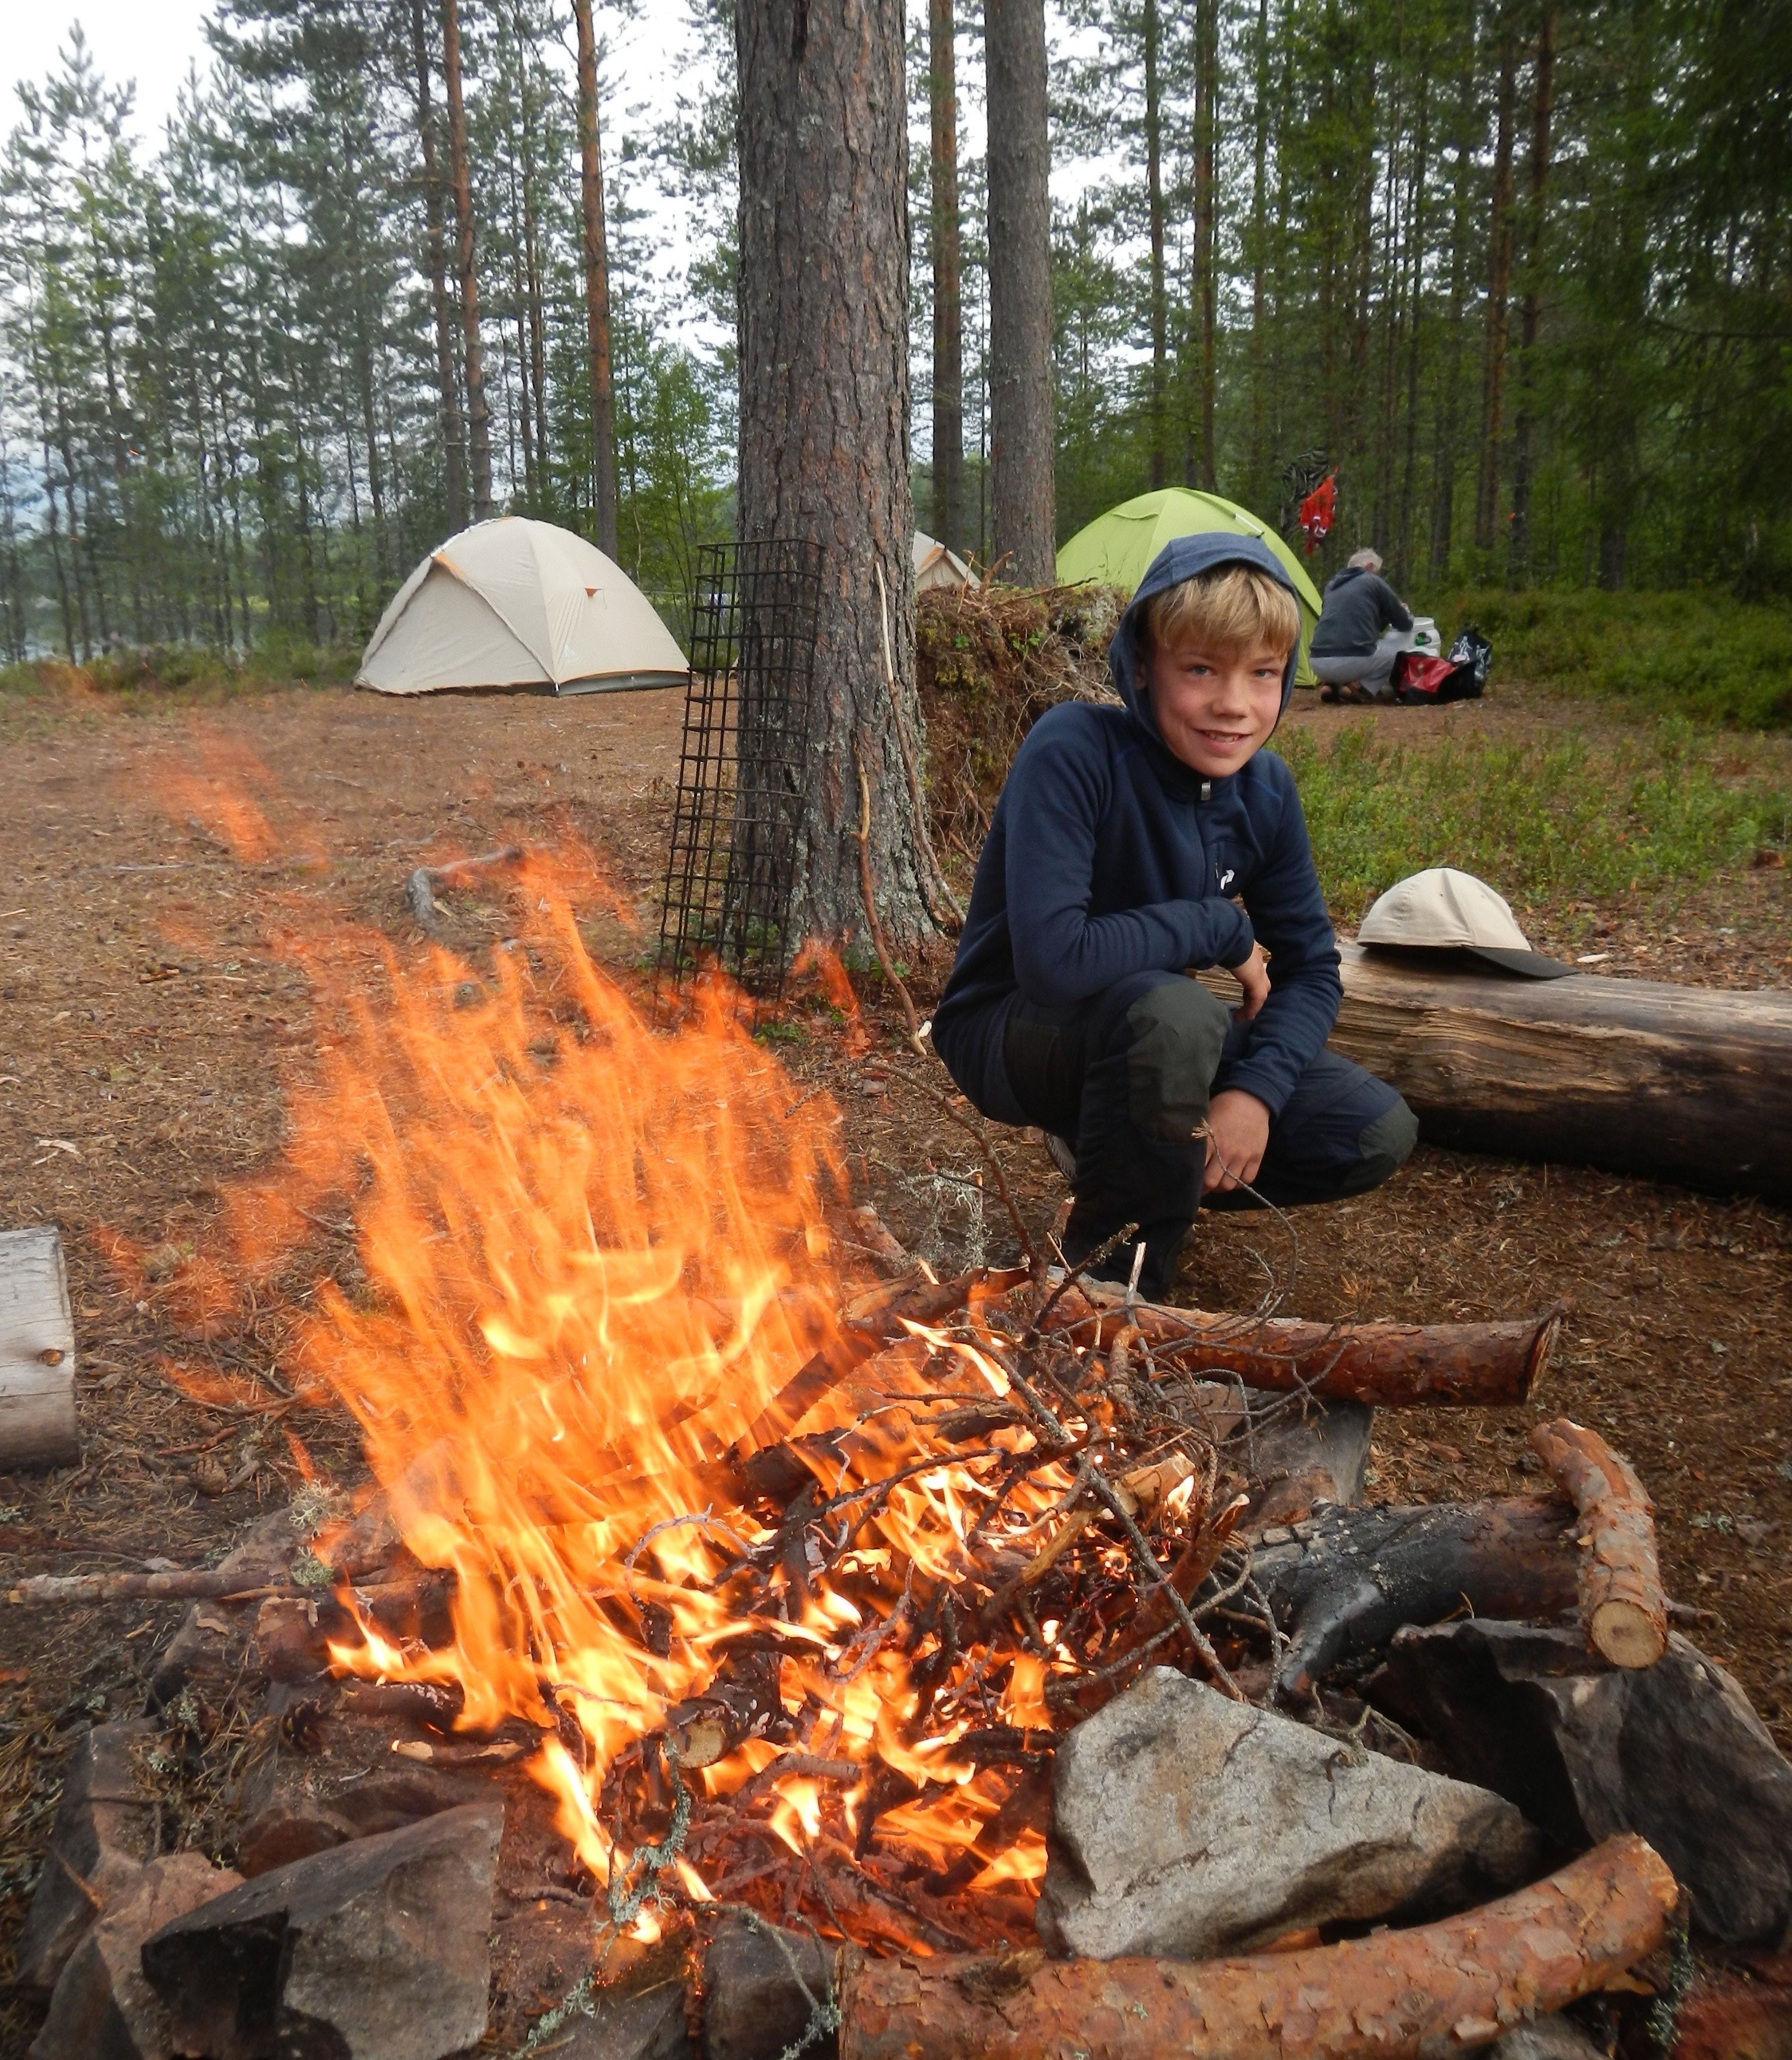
[0,676,1787,2036]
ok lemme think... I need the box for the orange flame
[133,766,1071,1936]
[151,797,1063,1941]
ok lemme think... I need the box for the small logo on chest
[1218,867,1236,893]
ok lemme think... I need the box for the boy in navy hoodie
[931,534,1416,1297]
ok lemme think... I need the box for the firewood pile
[16,1232,1792,2060]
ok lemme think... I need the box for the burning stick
[836,1833,1678,2060]
[1529,1417,1668,1669]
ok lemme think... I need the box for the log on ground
[1040,1283,1559,1407]
[0,1225,79,1469]
[1529,1417,1667,1669]
[837,1834,1677,2060]
[1327,942,1792,1200]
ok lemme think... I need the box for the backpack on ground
[1393,624,1492,706]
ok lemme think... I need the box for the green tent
[1056,488,1325,685]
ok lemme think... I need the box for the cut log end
[1590,1597,1670,1671]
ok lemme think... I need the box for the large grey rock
[16,1721,158,1992]
[703,1915,837,2060]
[1371,1619,1792,1948]
[1037,1667,1541,1961]
[141,1797,502,2059]
[30,1850,243,2060]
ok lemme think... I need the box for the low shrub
[1420,587,1792,729]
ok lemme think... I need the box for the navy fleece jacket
[931,531,1342,1124]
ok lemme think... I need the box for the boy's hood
[1108,531,1304,758]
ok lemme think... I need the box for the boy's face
[1145,637,1288,779]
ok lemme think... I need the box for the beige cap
[1357,867,1573,979]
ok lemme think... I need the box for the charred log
[1251,1495,1581,1700]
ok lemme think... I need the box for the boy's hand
[1202,1089,1271,1195]
[1226,944,1271,1022]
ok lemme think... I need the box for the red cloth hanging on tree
[1298,473,1337,554]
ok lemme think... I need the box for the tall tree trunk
[928,0,965,547]
[441,0,495,524]
[1247,0,1271,499]
[1428,6,1479,578]
[511,0,551,502]
[1189,0,1219,490]
[572,0,619,556]
[1506,4,1557,584]
[411,0,467,535]
[737,0,934,945]
[1474,24,1518,557]
[985,0,1055,584]
[1143,0,1168,489]
[1395,56,1430,583]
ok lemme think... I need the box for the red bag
[1393,649,1484,705]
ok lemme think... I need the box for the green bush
[1274,718,1791,923]
[1420,587,1792,729]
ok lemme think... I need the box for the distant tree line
[0,2,732,664]
[0,0,1786,670]
[1007,0,1791,593]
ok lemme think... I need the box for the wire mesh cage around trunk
[655,539,826,1011]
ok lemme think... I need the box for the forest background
[0,0,1787,712]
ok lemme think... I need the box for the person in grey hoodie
[1309,548,1412,701]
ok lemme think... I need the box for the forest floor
[0,672,1788,2043]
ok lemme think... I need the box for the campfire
[16,855,1790,2060]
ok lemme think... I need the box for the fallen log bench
[1327,942,1792,1200]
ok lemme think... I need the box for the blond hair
[1142,563,1299,661]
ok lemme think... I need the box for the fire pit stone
[1371,1617,1792,1948]
[29,1850,243,2060]
[1037,1666,1542,1961]
[16,1718,160,1993]
[140,1795,504,2060]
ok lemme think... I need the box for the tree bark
[928,0,964,550]
[837,1836,1676,2060]
[984,0,1055,584]
[1473,26,1518,557]
[572,0,619,556]
[1039,1283,1560,1408]
[1323,942,1792,1199]
[441,0,494,525]
[736,0,935,947]
[1143,0,1168,490]
[1506,5,1557,583]
[1529,1417,1667,1669]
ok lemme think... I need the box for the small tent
[357,517,688,696]
[1056,488,1325,683]
[913,531,980,594]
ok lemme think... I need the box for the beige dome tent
[357,517,688,695]
[913,531,979,594]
